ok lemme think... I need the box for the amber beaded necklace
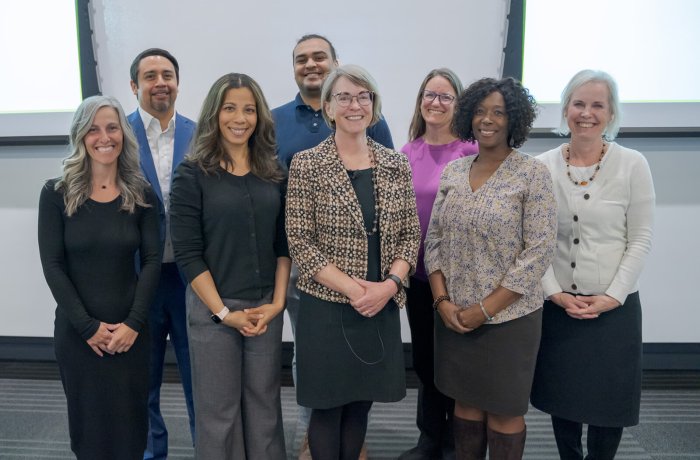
[565,142,606,186]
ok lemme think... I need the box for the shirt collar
[294,93,321,113]
[138,106,176,133]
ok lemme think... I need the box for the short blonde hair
[556,69,622,140]
[321,64,382,129]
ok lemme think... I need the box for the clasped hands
[550,293,620,320]
[347,277,398,318]
[437,300,487,334]
[222,303,284,337]
[227,303,284,337]
[87,322,138,357]
[438,300,486,334]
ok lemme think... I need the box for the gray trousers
[187,286,286,460]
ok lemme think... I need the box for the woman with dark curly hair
[170,73,290,459]
[424,77,557,459]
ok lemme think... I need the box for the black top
[347,168,381,282]
[170,161,289,300]
[38,179,161,341]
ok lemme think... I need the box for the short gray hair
[556,69,622,140]
[321,64,382,129]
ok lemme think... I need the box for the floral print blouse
[424,150,557,323]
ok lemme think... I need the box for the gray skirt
[435,308,542,416]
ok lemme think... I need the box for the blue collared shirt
[272,93,394,168]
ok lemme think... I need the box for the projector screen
[0,0,98,139]
[505,0,700,132]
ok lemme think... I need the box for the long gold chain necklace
[340,142,380,236]
[366,149,380,236]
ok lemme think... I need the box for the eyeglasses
[423,90,456,104]
[332,91,374,107]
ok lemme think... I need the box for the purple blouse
[401,137,477,280]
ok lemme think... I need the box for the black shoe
[398,443,442,460]
[440,446,456,460]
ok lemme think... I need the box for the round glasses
[423,90,456,104]
[332,91,374,107]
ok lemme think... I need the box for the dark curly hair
[452,77,537,149]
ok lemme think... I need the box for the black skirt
[435,308,542,416]
[296,292,406,409]
[530,292,642,427]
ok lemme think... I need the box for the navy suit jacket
[128,110,196,247]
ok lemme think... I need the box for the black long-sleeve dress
[38,179,161,460]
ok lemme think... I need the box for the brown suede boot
[453,416,487,460]
[486,426,526,460]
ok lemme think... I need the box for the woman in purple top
[399,68,477,460]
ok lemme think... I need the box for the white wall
[1,0,698,343]
[92,0,508,148]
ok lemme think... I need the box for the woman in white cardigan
[531,69,655,460]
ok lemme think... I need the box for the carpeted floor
[0,364,698,459]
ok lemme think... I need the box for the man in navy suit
[128,48,195,460]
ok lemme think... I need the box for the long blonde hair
[56,95,149,216]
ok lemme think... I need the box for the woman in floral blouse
[424,77,556,459]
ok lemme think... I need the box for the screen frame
[0,0,100,146]
[502,0,700,137]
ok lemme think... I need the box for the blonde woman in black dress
[38,95,160,459]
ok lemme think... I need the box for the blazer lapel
[318,138,366,231]
[128,111,164,204]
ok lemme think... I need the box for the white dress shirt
[538,142,655,304]
[138,107,176,263]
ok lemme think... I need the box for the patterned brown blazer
[286,136,420,308]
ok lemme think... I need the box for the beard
[151,97,172,114]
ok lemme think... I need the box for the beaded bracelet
[432,294,451,311]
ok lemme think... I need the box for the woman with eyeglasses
[424,77,556,459]
[398,68,477,460]
[286,64,420,460]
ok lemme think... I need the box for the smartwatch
[210,306,230,324]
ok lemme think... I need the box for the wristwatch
[210,306,230,324]
[384,273,403,293]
